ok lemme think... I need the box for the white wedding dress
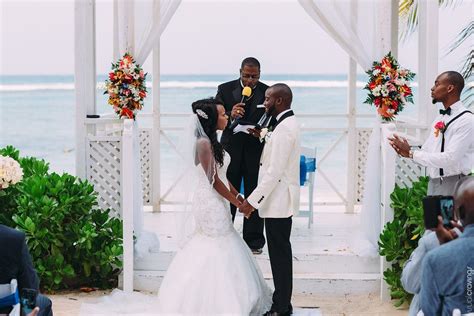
[156,151,272,315]
[81,151,272,315]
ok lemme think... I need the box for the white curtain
[115,0,182,64]
[113,0,182,257]
[298,0,393,250]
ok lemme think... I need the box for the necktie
[439,108,451,115]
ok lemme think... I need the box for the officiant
[216,57,274,254]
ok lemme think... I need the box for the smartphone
[423,195,454,229]
[20,288,37,315]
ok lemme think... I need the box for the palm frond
[462,86,473,108]
[399,0,460,42]
[446,21,474,54]
[459,49,474,79]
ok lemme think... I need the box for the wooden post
[346,57,357,213]
[152,0,161,212]
[122,120,135,292]
[74,0,96,179]
[418,0,439,127]
[345,0,357,214]
[380,123,397,301]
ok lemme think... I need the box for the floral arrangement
[104,53,147,119]
[0,155,23,189]
[364,52,415,121]
[434,121,446,137]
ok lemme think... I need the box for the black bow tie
[439,108,451,115]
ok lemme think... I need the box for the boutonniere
[434,121,446,137]
[259,126,274,143]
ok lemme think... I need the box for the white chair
[0,279,20,316]
[298,146,317,228]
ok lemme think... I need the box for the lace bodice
[192,152,233,237]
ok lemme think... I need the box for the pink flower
[434,121,446,137]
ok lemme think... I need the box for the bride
[80,98,271,315]
[155,97,272,315]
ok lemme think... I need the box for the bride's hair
[191,98,224,167]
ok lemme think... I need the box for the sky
[0,0,471,75]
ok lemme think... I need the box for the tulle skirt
[156,230,273,315]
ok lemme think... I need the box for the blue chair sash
[300,155,317,186]
[0,288,19,308]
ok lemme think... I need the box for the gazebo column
[152,0,161,212]
[378,0,399,301]
[74,0,96,179]
[418,0,439,127]
[345,0,358,214]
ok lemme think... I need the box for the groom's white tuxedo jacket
[247,113,300,218]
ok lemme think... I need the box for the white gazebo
[74,0,439,301]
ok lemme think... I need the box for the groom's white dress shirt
[413,101,473,179]
[247,113,300,218]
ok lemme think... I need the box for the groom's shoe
[263,310,291,316]
[251,248,263,255]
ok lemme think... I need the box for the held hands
[231,103,246,119]
[239,200,255,219]
[432,215,464,245]
[388,134,411,157]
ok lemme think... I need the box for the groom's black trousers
[266,217,293,314]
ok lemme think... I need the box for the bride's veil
[175,109,218,248]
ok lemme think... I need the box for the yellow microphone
[241,86,252,103]
[229,86,253,130]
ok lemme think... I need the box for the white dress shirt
[276,109,292,122]
[413,101,474,179]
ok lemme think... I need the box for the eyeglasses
[241,73,260,80]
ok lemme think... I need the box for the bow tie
[439,108,451,115]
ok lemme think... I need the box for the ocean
[0,74,420,199]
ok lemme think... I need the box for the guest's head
[454,176,474,226]
[264,83,293,118]
[431,71,464,105]
[240,57,261,89]
[191,97,226,165]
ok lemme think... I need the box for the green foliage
[378,176,428,307]
[0,146,123,291]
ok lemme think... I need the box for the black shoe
[262,310,291,316]
[251,248,263,255]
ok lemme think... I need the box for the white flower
[0,155,23,189]
[372,86,381,96]
[259,128,268,143]
[381,88,389,97]
[373,69,381,76]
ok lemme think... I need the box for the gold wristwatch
[409,149,414,159]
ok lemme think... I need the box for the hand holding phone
[423,195,455,229]
[20,288,37,315]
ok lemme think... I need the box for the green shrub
[0,146,123,291]
[378,176,428,307]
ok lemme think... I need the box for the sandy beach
[49,290,408,315]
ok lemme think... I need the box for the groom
[240,83,300,316]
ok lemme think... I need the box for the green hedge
[378,176,428,307]
[0,146,123,291]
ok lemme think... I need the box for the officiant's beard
[432,97,438,104]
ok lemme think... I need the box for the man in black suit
[216,57,271,254]
[0,224,53,316]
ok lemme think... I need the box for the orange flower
[381,57,392,69]
[121,107,134,119]
[377,105,394,118]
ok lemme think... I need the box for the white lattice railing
[85,117,153,216]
